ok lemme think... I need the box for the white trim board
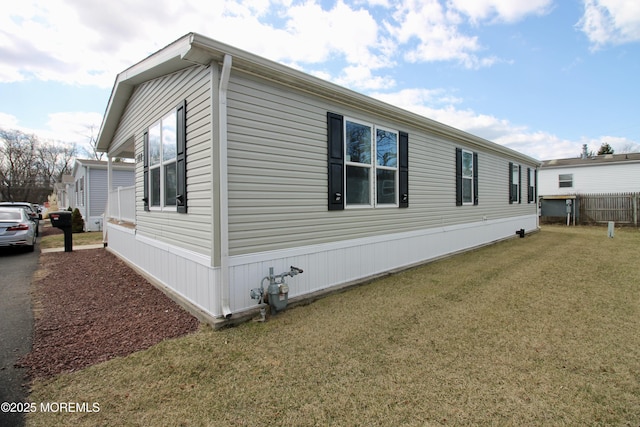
[106,215,538,319]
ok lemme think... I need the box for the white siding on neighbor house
[111,65,214,257]
[112,168,135,189]
[539,163,640,196]
[226,70,537,257]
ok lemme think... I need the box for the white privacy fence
[107,185,136,223]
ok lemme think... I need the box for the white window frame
[374,126,399,208]
[148,110,178,212]
[529,168,536,203]
[558,173,573,188]
[461,149,474,205]
[344,118,399,209]
[75,178,84,207]
[511,163,520,203]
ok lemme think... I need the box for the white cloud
[385,0,499,68]
[448,0,554,24]
[44,111,103,144]
[577,0,640,49]
[334,65,396,90]
[0,112,20,129]
[370,88,589,160]
[2,0,636,162]
[579,135,640,155]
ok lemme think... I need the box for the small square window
[559,174,573,188]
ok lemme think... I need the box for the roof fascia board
[97,35,197,153]
[541,159,640,169]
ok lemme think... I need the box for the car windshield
[0,210,22,220]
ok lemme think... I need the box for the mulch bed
[17,247,200,381]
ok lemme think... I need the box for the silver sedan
[0,207,37,252]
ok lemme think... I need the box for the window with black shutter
[327,112,408,210]
[144,100,187,212]
[456,148,478,206]
[509,162,521,204]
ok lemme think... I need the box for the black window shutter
[455,148,462,206]
[534,169,538,202]
[508,162,513,204]
[518,165,522,204]
[176,100,187,213]
[399,131,409,208]
[143,131,149,211]
[327,112,344,210]
[473,152,479,205]
[527,167,531,202]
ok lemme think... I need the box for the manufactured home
[72,159,135,231]
[539,151,640,196]
[538,148,640,224]
[97,33,539,323]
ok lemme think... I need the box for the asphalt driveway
[0,245,39,427]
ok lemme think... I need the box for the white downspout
[219,54,233,318]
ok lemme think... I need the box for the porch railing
[107,185,136,224]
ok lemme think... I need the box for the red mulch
[17,248,200,381]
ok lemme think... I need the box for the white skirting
[106,215,537,319]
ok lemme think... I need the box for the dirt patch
[17,248,199,381]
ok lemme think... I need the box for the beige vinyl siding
[111,65,213,256]
[226,71,536,256]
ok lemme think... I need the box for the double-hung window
[327,112,408,211]
[455,148,478,206]
[143,100,187,213]
[509,162,521,204]
[148,111,177,209]
[375,127,398,205]
[344,119,398,207]
[528,168,537,203]
[558,174,573,188]
[345,120,373,206]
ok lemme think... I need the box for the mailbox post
[49,211,73,252]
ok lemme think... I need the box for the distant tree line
[0,128,76,203]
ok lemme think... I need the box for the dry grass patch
[39,231,104,249]
[27,226,640,426]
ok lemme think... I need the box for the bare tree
[80,125,104,161]
[37,141,77,185]
[1,128,77,202]
[0,129,39,201]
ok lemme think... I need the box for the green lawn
[27,226,640,426]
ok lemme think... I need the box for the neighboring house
[538,147,640,223]
[72,159,135,231]
[54,174,74,210]
[96,33,539,322]
[539,149,640,196]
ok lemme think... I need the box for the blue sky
[1,0,639,160]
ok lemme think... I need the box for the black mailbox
[49,211,73,252]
